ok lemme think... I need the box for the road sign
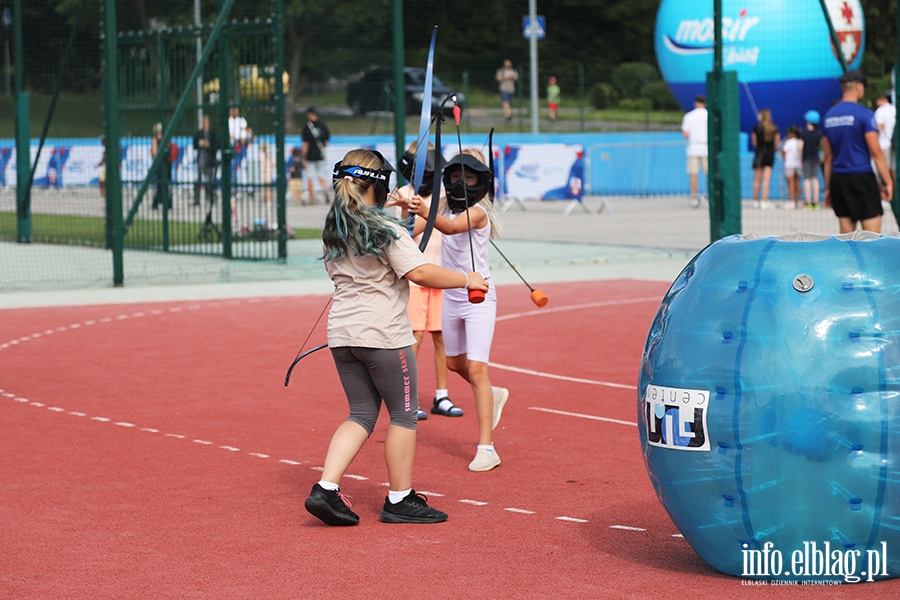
[523,15,545,40]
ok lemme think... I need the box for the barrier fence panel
[116,18,285,263]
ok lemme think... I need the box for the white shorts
[441,293,497,363]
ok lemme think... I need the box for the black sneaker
[380,490,448,524]
[304,483,359,526]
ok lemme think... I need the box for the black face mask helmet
[332,150,395,207]
[398,149,436,196]
[442,154,493,213]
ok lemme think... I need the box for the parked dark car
[346,67,465,116]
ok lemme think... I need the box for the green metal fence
[115,16,286,264]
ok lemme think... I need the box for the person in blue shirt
[822,70,893,233]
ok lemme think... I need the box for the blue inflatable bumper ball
[639,232,900,583]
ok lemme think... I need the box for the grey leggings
[330,346,418,434]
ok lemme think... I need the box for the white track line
[610,525,646,531]
[531,406,636,426]
[3,294,650,526]
[496,296,660,322]
[489,363,635,390]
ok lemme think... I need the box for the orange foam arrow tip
[453,105,461,126]
[530,289,548,307]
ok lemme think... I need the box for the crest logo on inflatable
[656,0,865,135]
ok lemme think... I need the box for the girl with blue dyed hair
[305,148,488,527]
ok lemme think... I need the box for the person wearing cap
[822,70,893,233]
[874,92,896,190]
[800,109,823,209]
[681,94,708,209]
[301,106,331,204]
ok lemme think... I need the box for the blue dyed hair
[322,149,403,262]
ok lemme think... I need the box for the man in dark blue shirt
[822,70,892,233]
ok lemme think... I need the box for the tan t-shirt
[325,223,428,349]
[392,183,444,288]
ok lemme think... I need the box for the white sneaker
[783,201,796,210]
[491,387,509,430]
[752,201,761,209]
[691,197,701,208]
[468,446,501,472]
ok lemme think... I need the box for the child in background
[404,148,509,472]
[781,125,803,210]
[395,142,456,421]
[547,76,560,121]
[304,148,488,526]
[800,110,823,209]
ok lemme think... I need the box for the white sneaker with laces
[491,387,509,430]
[468,446,501,472]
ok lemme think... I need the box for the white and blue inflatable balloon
[639,232,900,582]
[656,0,865,134]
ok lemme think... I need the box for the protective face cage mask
[442,154,493,213]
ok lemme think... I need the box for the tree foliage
[18,0,900,101]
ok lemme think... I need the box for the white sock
[435,389,448,400]
[477,444,494,453]
[437,399,456,412]
[318,480,340,491]
[388,488,411,504]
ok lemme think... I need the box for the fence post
[274,0,287,259]
[102,0,123,285]
[15,92,30,243]
[708,0,741,242]
[218,0,233,258]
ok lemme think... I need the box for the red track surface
[2,279,898,598]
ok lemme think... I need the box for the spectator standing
[150,122,171,211]
[288,146,305,204]
[681,94,708,208]
[495,59,519,121]
[800,110,823,209]
[192,116,219,206]
[228,107,248,146]
[547,76,560,121]
[874,92,896,190]
[781,126,803,209]
[822,70,893,233]
[751,108,780,210]
[302,106,331,204]
[96,137,106,199]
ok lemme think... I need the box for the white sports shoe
[491,387,509,430]
[468,446,501,472]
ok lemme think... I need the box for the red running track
[1,279,897,598]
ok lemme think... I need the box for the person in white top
[874,93,896,189]
[781,126,803,209]
[681,94,708,208]
[403,149,509,473]
[228,107,248,145]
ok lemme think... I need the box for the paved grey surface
[0,248,691,309]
